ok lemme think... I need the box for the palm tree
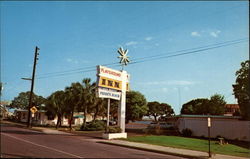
[46,90,67,129]
[93,98,106,121]
[65,82,83,131]
[78,78,96,129]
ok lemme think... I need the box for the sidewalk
[99,139,249,159]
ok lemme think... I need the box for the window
[48,115,54,120]
[22,113,26,119]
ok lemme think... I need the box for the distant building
[14,109,105,126]
[224,104,240,116]
[0,101,12,119]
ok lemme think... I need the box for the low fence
[178,117,250,141]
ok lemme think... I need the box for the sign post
[208,117,211,157]
[117,70,127,133]
[96,47,130,139]
[106,98,110,133]
[30,106,38,124]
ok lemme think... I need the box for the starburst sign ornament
[117,47,130,69]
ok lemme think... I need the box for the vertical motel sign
[96,65,130,132]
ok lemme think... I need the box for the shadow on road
[1,153,33,158]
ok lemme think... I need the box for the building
[14,109,105,126]
[0,101,13,119]
[224,104,240,116]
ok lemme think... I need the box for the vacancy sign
[97,87,121,100]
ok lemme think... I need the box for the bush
[81,120,105,131]
[107,126,122,133]
[181,128,193,137]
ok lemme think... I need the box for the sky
[1,1,249,114]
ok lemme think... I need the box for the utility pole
[27,46,40,128]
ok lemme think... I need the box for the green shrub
[107,126,122,133]
[81,120,105,131]
[181,128,193,137]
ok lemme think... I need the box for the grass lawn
[125,135,250,157]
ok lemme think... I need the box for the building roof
[0,101,11,106]
[225,104,240,109]
[14,109,46,113]
[176,114,241,119]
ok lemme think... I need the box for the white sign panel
[97,65,130,82]
[208,117,211,127]
[97,87,121,100]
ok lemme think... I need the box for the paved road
[1,123,186,158]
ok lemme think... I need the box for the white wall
[178,117,250,141]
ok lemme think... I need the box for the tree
[147,101,161,121]
[10,91,46,109]
[45,91,68,129]
[159,103,175,118]
[126,91,148,123]
[77,78,96,128]
[92,98,106,121]
[181,98,209,115]
[64,83,81,130]
[181,94,226,115]
[233,60,250,120]
[209,94,226,115]
[147,101,174,121]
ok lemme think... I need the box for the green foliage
[10,91,46,109]
[147,101,174,121]
[181,128,193,137]
[107,126,122,133]
[45,90,68,128]
[233,60,250,120]
[181,94,226,115]
[126,91,148,122]
[81,120,105,131]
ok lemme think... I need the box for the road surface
[1,123,185,158]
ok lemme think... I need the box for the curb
[98,141,208,159]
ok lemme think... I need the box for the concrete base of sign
[102,133,127,140]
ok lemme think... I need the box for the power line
[131,38,248,62]
[37,38,247,77]
[130,38,248,65]
[36,37,248,79]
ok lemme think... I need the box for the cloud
[145,37,152,41]
[210,30,221,38]
[125,41,138,46]
[191,31,201,37]
[66,58,78,64]
[184,86,190,91]
[162,88,168,93]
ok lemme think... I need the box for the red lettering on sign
[100,68,121,77]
